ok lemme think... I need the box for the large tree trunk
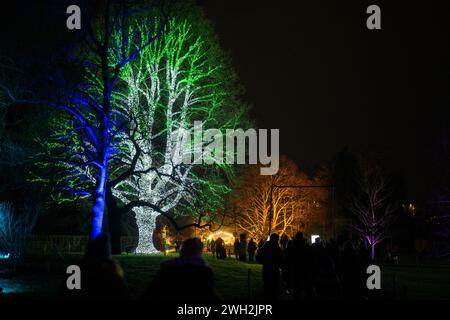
[136,208,157,253]
[90,166,107,240]
[106,184,123,254]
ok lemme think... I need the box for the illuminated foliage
[111,15,248,252]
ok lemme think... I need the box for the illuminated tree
[32,3,247,253]
[350,158,397,261]
[0,202,38,272]
[233,157,312,242]
[32,1,171,240]
[108,15,247,253]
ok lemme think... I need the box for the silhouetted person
[143,238,217,301]
[216,237,226,259]
[337,241,366,299]
[326,238,339,262]
[59,233,129,300]
[209,239,216,257]
[280,234,290,292]
[233,238,240,260]
[174,239,182,253]
[256,234,283,300]
[280,234,289,250]
[248,238,257,261]
[357,238,371,268]
[239,234,247,261]
[285,232,313,299]
[258,239,265,250]
[311,237,341,299]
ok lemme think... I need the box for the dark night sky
[200,0,450,201]
[1,0,450,201]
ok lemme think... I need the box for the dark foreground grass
[381,264,450,299]
[0,253,263,300]
[115,253,264,299]
[1,253,449,300]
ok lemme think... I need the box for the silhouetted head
[314,236,321,244]
[269,233,280,244]
[85,233,112,260]
[180,238,204,259]
[295,232,304,241]
[343,240,356,253]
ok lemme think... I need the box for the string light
[113,18,240,253]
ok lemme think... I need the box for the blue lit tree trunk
[91,153,109,239]
[90,44,111,239]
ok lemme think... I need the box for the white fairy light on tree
[112,17,245,253]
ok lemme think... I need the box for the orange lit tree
[232,156,313,242]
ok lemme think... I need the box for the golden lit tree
[233,156,313,242]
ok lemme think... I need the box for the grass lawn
[381,264,450,300]
[1,253,449,300]
[115,253,264,299]
[0,253,263,300]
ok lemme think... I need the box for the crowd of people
[206,234,259,261]
[207,231,372,300]
[256,232,371,300]
[59,231,373,301]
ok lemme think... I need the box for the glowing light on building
[311,234,320,244]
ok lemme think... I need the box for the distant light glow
[0,253,10,259]
[311,235,320,244]
[207,231,235,245]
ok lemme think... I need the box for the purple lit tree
[350,158,397,261]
